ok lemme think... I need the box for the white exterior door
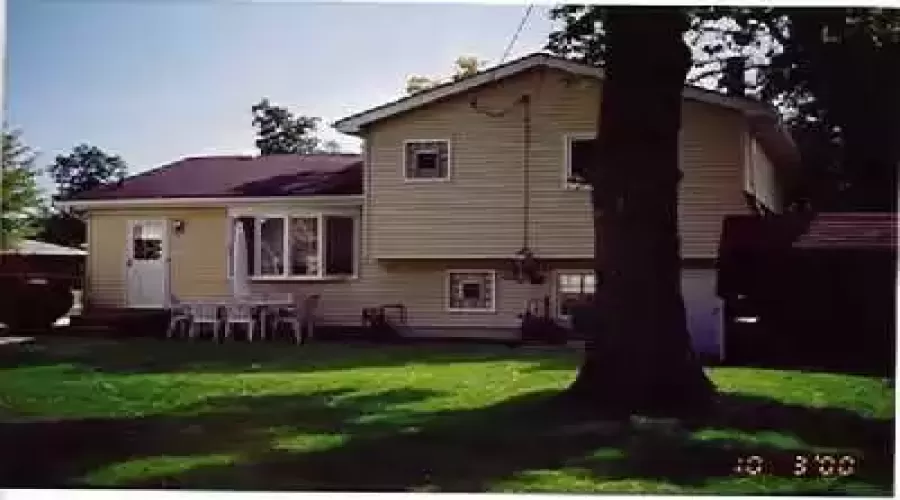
[681,269,724,361]
[126,219,168,308]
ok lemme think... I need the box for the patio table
[238,295,295,340]
[178,295,295,341]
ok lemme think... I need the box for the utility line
[500,4,534,64]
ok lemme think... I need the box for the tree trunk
[567,8,716,418]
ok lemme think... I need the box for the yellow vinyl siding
[367,67,751,260]
[747,136,781,211]
[86,208,230,307]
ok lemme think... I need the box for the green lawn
[0,337,893,494]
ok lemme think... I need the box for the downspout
[521,94,531,257]
[364,134,372,270]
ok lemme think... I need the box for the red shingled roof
[720,212,898,255]
[66,154,362,201]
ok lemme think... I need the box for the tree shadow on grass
[0,336,580,376]
[2,381,888,494]
[130,390,893,494]
[0,387,441,488]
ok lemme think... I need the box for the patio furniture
[272,294,319,344]
[223,302,258,342]
[187,302,222,341]
[272,298,304,345]
[304,294,321,340]
[166,296,192,339]
[254,293,294,340]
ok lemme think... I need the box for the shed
[717,213,897,375]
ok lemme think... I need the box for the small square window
[448,271,495,312]
[405,140,449,180]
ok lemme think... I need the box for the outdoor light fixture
[173,219,186,235]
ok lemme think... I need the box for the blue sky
[6,1,553,193]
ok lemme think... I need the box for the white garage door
[681,268,724,361]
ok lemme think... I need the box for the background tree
[548,6,900,212]
[0,129,43,250]
[318,139,344,154]
[251,98,322,155]
[405,55,486,95]
[43,144,127,247]
[562,8,715,417]
[47,144,126,200]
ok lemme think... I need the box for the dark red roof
[66,154,362,201]
[720,212,898,255]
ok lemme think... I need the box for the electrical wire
[500,4,534,64]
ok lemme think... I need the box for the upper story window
[404,140,450,180]
[564,133,596,189]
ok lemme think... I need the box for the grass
[0,336,893,494]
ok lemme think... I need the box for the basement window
[447,271,496,312]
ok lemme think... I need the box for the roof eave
[55,194,365,210]
[332,52,774,134]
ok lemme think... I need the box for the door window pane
[132,223,163,260]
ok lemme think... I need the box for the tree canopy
[251,98,322,155]
[47,144,126,201]
[0,129,43,250]
[405,55,486,95]
[41,144,126,248]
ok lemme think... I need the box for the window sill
[247,275,358,283]
[403,177,451,183]
[446,308,497,314]
[564,183,592,191]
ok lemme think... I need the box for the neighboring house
[58,53,796,359]
[0,239,87,285]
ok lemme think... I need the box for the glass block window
[405,140,450,180]
[447,271,495,311]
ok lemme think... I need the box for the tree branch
[687,63,771,84]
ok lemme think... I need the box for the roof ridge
[333,50,772,134]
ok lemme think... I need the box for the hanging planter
[508,247,546,285]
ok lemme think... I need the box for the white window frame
[563,132,596,190]
[445,269,497,313]
[403,139,452,182]
[227,208,359,282]
[555,270,596,319]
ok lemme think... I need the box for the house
[58,53,796,359]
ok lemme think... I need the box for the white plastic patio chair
[224,302,258,342]
[166,296,193,339]
[188,302,221,341]
[272,294,314,345]
[304,294,321,341]
[257,292,293,340]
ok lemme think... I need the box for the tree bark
[567,8,716,418]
